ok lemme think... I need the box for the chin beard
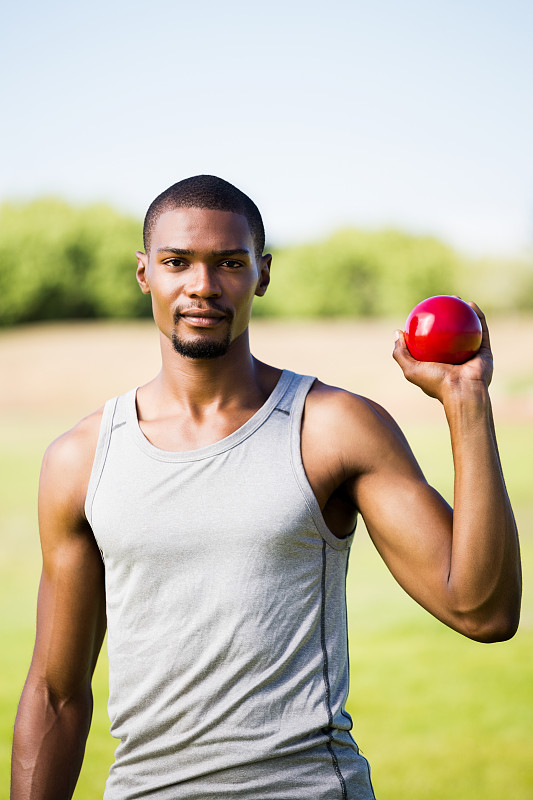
[171,330,232,360]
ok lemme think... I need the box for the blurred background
[1,1,532,797]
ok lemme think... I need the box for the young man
[11,176,521,799]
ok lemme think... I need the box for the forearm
[11,679,93,800]
[444,383,521,640]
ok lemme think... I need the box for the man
[11,175,521,799]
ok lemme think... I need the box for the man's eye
[166,258,186,268]
[221,260,242,269]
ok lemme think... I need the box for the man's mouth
[176,308,229,328]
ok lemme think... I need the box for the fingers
[467,301,492,353]
[392,329,419,381]
[393,330,447,400]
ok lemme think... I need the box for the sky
[2,0,532,256]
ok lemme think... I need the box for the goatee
[171,329,232,360]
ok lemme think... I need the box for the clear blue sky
[2,0,532,255]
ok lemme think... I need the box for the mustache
[173,303,234,324]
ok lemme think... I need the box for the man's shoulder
[41,407,105,493]
[303,379,407,469]
[305,378,394,429]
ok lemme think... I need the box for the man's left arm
[306,305,521,642]
[384,304,521,641]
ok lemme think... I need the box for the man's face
[136,207,270,359]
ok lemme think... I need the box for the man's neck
[135,327,282,451]
[150,327,270,415]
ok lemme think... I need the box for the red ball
[404,295,482,364]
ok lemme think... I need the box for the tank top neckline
[125,368,295,463]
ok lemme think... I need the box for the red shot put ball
[404,295,482,364]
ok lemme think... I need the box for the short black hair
[143,175,265,259]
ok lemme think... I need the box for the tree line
[0,198,531,326]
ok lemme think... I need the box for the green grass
[346,527,533,799]
[1,420,531,799]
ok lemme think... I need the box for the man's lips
[176,309,228,327]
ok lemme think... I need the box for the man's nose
[185,264,222,298]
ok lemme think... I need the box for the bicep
[349,406,456,624]
[357,467,453,604]
[29,432,106,699]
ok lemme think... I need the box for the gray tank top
[85,369,376,799]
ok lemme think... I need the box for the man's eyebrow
[156,247,193,256]
[212,249,251,257]
[156,247,251,257]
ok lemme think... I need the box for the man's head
[143,175,265,261]
[136,178,271,361]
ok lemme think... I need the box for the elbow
[466,619,519,644]
[454,605,521,643]
[19,673,94,720]
[447,575,522,643]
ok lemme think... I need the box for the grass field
[1,319,532,799]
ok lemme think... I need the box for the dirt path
[1,317,531,424]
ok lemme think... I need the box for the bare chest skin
[137,405,260,452]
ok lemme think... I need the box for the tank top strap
[113,387,135,427]
[274,372,316,415]
[85,395,119,527]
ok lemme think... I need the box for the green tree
[255,228,460,318]
[0,199,149,325]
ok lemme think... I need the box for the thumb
[393,329,409,363]
[393,329,419,376]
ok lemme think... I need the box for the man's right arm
[11,413,106,800]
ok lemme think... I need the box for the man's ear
[255,253,272,297]
[135,251,151,294]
